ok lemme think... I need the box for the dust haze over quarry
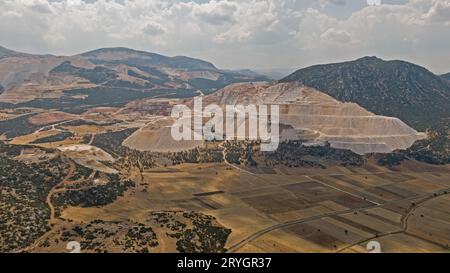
[123,82,425,155]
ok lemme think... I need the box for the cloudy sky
[0,0,449,74]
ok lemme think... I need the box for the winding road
[46,157,76,221]
[15,157,76,253]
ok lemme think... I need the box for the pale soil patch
[28,111,77,126]
[73,158,118,174]
[242,229,329,253]
[83,107,121,115]
[57,144,117,174]
[407,195,450,248]
[365,207,402,224]
[35,138,83,149]
[0,82,95,103]
[10,130,61,145]
[14,148,57,163]
[123,125,204,153]
[342,233,447,253]
[58,144,115,162]
[63,125,108,136]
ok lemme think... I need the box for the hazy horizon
[2,43,448,78]
[1,0,450,73]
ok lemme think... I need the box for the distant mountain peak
[79,46,217,71]
[80,47,158,57]
[357,56,382,62]
[0,45,269,103]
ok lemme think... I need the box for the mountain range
[281,56,450,131]
[0,45,449,132]
[0,46,269,103]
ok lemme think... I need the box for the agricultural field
[20,155,449,253]
[0,99,448,254]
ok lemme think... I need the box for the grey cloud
[142,22,166,36]
[0,0,448,73]
[194,1,238,25]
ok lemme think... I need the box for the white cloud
[193,0,238,25]
[0,0,449,73]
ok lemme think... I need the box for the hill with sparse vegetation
[281,57,450,131]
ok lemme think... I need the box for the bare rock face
[203,82,425,155]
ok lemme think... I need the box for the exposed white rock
[204,82,425,154]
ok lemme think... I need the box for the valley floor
[1,107,448,253]
[29,159,450,253]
